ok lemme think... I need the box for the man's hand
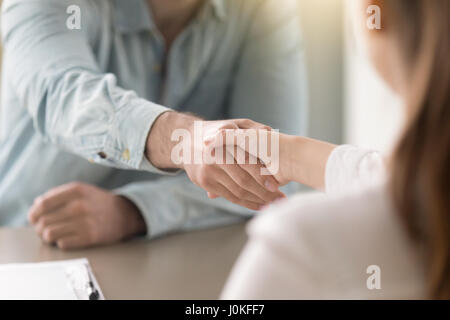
[146,112,285,210]
[28,182,146,250]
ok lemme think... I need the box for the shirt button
[98,152,107,159]
[122,148,130,161]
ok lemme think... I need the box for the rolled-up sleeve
[1,0,171,172]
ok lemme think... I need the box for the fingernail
[264,180,278,192]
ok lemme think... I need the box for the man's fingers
[28,182,85,224]
[219,163,281,203]
[231,148,281,193]
[41,223,77,244]
[56,235,89,250]
[207,192,219,199]
[210,182,262,211]
[34,204,78,236]
[243,163,283,195]
[215,168,265,204]
[240,152,281,190]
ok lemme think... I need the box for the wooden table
[0,223,247,299]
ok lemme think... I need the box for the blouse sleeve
[325,145,386,195]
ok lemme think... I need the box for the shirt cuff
[99,99,178,174]
[325,145,385,195]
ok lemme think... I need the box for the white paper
[0,258,104,300]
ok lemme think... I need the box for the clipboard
[0,258,104,300]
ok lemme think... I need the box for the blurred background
[298,0,403,154]
[0,0,403,154]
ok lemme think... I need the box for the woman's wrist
[279,134,337,190]
[278,133,299,183]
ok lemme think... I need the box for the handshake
[28,111,301,250]
[146,112,292,211]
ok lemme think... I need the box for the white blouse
[221,145,425,299]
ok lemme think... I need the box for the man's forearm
[145,111,199,170]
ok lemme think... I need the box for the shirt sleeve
[226,0,308,136]
[325,145,386,195]
[113,174,253,239]
[1,0,171,173]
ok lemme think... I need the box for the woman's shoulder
[248,183,425,298]
[250,183,394,241]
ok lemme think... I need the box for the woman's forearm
[280,135,337,190]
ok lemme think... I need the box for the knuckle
[71,199,86,214]
[57,240,68,250]
[35,197,49,212]
[198,168,213,187]
[27,208,36,223]
[35,223,44,236]
[69,182,85,195]
[40,216,51,227]
[43,228,55,242]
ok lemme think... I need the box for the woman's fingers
[233,119,272,131]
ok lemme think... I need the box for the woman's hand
[206,127,338,191]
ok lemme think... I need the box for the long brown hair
[387,0,450,299]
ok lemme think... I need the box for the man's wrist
[145,111,200,170]
[114,195,147,240]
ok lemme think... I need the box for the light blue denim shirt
[0,0,307,236]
